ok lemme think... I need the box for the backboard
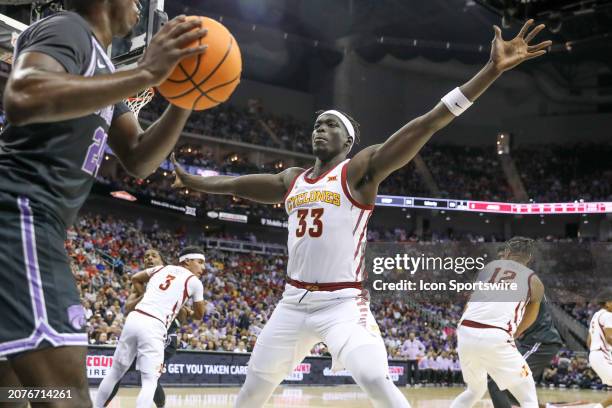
[110,0,167,67]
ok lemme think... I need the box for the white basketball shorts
[113,311,166,376]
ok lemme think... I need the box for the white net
[125,87,155,118]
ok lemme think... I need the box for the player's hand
[489,19,552,73]
[139,15,208,86]
[170,153,187,188]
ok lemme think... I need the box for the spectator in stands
[234,341,248,353]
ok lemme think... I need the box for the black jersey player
[0,1,208,406]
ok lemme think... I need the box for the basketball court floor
[98,385,604,407]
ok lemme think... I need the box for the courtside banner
[87,347,407,386]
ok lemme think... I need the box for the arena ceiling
[166,0,612,89]
[1,1,610,90]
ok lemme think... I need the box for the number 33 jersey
[0,11,131,227]
[136,265,204,328]
[285,159,374,284]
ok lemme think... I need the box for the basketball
[157,16,242,111]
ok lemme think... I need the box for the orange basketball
[157,16,242,111]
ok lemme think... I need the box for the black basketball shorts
[0,192,87,357]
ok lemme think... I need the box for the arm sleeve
[189,278,204,302]
[16,13,92,75]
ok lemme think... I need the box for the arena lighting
[375,194,612,214]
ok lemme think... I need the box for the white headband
[317,110,355,151]
[179,253,205,263]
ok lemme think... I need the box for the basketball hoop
[125,87,155,119]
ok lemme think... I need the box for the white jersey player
[171,20,552,407]
[95,247,205,408]
[451,237,544,408]
[587,290,612,408]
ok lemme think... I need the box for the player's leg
[0,359,28,408]
[589,350,612,408]
[136,371,159,408]
[450,378,488,408]
[132,317,167,408]
[104,359,137,405]
[318,297,410,408]
[0,195,90,407]
[342,343,410,408]
[94,317,141,407]
[488,337,539,408]
[487,376,514,408]
[235,301,317,408]
[489,342,560,408]
[505,376,538,408]
[10,346,91,408]
[451,326,489,408]
[153,381,166,408]
[95,360,131,408]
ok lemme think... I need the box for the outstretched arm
[347,20,551,197]
[170,153,303,204]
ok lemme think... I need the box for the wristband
[441,87,473,116]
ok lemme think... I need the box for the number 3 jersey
[285,159,374,284]
[0,11,130,227]
[136,265,204,328]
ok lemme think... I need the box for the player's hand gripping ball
[158,16,242,111]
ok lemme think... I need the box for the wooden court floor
[99,385,606,407]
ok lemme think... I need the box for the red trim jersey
[589,308,612,353]
[460,259,535,337]
[135,265,204,328]
[284,159,373,284]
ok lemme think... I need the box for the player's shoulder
[282,167,306,187]
[143,265,166,276]
[284,167,305,178]
[17,11,93,65]
[489,259,534,274]
[26,11,90,37]
[600,308,612,320]
[165,264,192,275]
